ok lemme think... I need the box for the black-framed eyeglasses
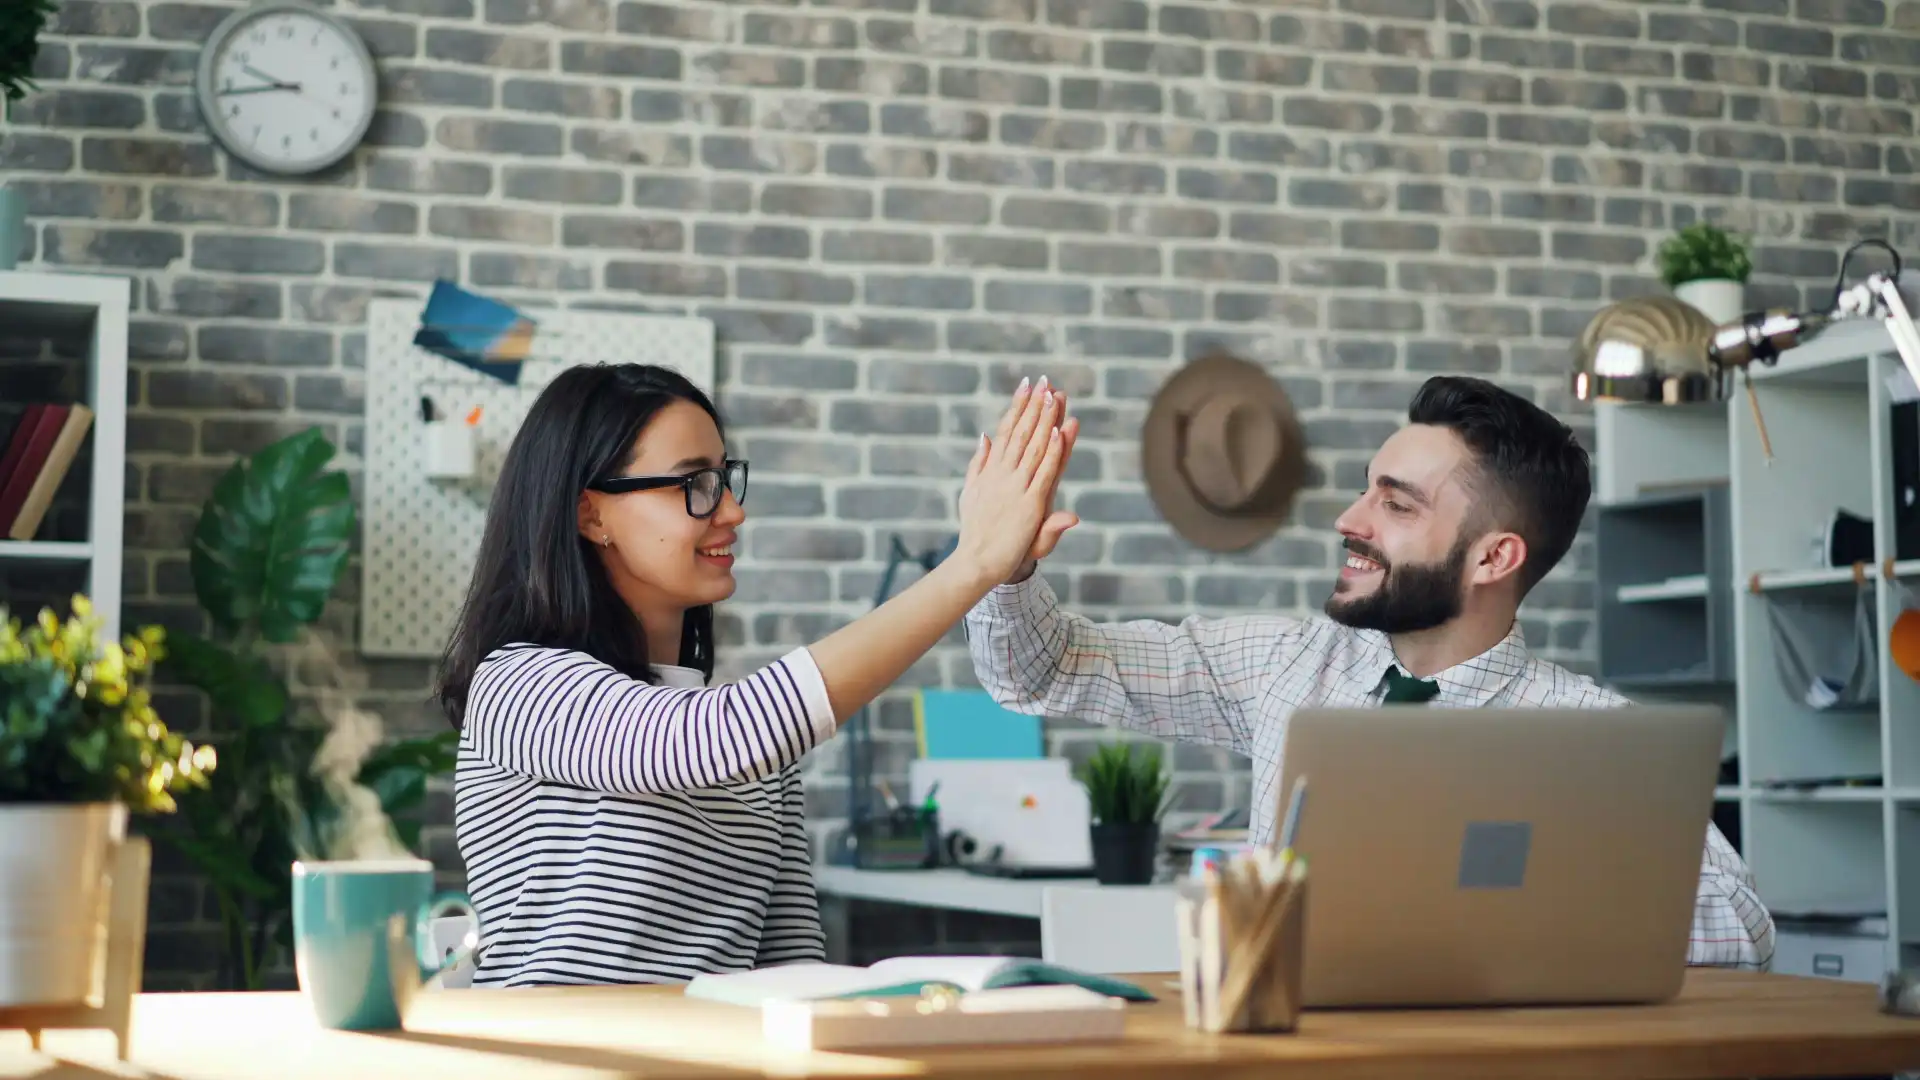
[588,459,748,518]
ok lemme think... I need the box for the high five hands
[956,376,1082,586]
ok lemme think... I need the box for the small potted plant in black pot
[1077,740,1172,886]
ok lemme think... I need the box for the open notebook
[685,956,1155,1006]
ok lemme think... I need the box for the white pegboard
[359,298,714,659]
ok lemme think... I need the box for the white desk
[814,867,1181,973]
[813,866,1097,919]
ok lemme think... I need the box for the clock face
[196,2,378,175]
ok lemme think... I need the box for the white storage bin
[1771,927,1890,984]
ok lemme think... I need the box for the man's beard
[1325,534,1472,634]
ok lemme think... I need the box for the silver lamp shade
[1570,296,1724,405]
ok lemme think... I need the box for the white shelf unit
[0,270,129,643]
[1593,314,1920,984]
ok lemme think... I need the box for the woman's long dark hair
[435,363,722,730]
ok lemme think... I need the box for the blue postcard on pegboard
[413,279,536,386]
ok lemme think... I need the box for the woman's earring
[601,535,612,548]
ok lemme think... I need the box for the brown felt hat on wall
[1141,352,1310,554]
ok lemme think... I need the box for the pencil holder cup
[423,421,475,481]
[852,807,940,870]
[1176,865,1308,1034]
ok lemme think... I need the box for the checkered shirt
[964,572,1776,972]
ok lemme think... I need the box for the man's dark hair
[1406,375,1591,597]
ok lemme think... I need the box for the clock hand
[218,83,298,96]
[291,84,348,117]
[241,64,300,90]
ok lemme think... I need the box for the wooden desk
[4,970,1918,1080]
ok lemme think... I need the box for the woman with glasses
[435,362,1077,988]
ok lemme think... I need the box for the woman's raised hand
[796,376,1078,724]
[954,377,1075,587]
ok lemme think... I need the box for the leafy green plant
[160,427,458,990]
[1076,741,1173,826]
[1656,223,1753,289]
[0,0,55,106]
[0,594,214,811]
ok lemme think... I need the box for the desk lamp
[1703,239,1920,392]
[1570,293,1722,407]
[1574,240,1920,461]
[833,532,959,869]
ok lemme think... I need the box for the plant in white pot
[1077,740,1174,886]
[1656,222,1754,326]
[0,595,215,1007]
[0,0,57,270]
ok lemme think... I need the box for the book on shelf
[0,402,93,541]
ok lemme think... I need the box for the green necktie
[1382,665,1441,704]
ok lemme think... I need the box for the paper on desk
[683,958,1033,1006]
[761,984,1127,1052]
[685,955,1156,1007]
[685,963,920,1005]
[957,985,1117,1013]
[864,956,1017,989]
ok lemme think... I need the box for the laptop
[1277,704,1725,1009]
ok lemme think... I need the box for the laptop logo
[1458,821,1531,889]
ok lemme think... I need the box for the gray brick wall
[8,0,1916,987]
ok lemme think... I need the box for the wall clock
[194,1,379,175]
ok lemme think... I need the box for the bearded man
[964,374,1774,970]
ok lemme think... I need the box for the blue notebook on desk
[914,689,1044,759]
[685,956,1154,1005]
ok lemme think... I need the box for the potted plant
[1077,740,1173,886]
[159,426,457,990]
[1655,222,1753,325]
[0,0,57,270]
[0,594,215,1006]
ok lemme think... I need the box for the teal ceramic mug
[291,858,480,1031]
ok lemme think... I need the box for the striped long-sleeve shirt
[965,572,1777,972]
[453,643,837,987]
